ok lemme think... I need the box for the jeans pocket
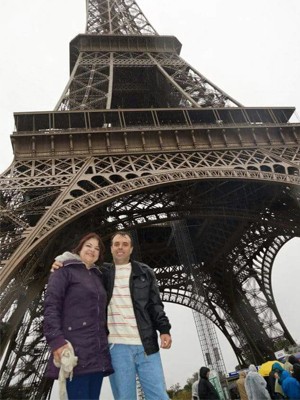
[109,343,115,351]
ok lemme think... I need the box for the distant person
[288,355,300,368]
[267,369,277,399]
[192,377,199,400]
[272,361,291,398]
[292,355,300,363]
[198,366,220,400]
[228,382,240,399]
[44,232,113,400]
[284,356,294,374]
[245,364,271,400]
[236,371,249,400]
[282,363,300,399]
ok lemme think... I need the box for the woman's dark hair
[72,232,105,264]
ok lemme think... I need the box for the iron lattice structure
[0,0,300,398]
[170,219,227,380]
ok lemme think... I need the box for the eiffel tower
[1,0,300,398]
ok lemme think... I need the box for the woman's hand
[53,343,69,363]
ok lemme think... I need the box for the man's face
[111,234,133,265]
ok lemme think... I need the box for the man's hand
[160,333,172,349]
[51,260,63,272]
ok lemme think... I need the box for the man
[191,377,199,400]
[52,231,172,400]
[198,367,220,400]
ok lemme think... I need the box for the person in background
[291,355,300,363]
[191,375,199,400]
[44,232,113,400]
[198,366,220,400]
[52,230,172,400]
[267,369,277,399]
[282,363,300,399]
[236,370,249,400]
[288,355,300,369]
[245,364,271,400]
[284,356,294,374]
[272,362,291,398]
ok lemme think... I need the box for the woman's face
[79,237,100,268]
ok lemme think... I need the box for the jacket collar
[131,260,146,276]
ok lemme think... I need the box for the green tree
[184,371,198,390]
[167,383,181,399]
[168,372,199,399]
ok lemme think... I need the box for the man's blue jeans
[109,344,169,400]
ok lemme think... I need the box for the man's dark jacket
[101,259,171,355]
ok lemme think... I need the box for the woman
[44,233,113,400]
[272,361,291,398]
[245,364,271,400]
[236,371,249,400]
[198,366,220,400]
[282,363,300,399]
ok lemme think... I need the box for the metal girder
[86,0,157,35]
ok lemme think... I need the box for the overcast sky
[0,0,299,398]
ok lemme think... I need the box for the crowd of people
[234,356,300,400]
[192,355,300,400]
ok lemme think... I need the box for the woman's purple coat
[43,258,113,378]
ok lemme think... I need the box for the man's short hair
[110,230,133,246]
